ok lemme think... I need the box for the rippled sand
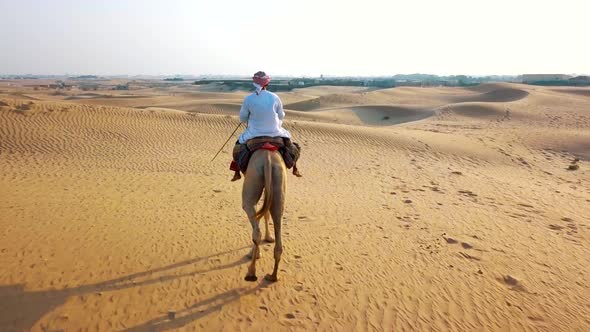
[1,81,589,331]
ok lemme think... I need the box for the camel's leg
[265,170,285,282]
[242,169,264,282]
[247,217,262,260]
[264,211,274,243]
[244,212,261,282]
[264,202,283,282]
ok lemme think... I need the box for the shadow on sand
[124,282,270,331]
[0,246,259,331]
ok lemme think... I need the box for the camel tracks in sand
[1,83,590,331]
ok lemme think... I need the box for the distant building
[288,80,305,86]
[79,83,100,91]
[521,74,572,83]
[567,76,590,86]
[40,81,68,89]
[569,75,590,82]
[113,84,129,90]
[72,75,99,80]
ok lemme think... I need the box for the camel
[242,146,286,282]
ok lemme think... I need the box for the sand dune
[550,87,590,97]
[445,103,509,119]
[291,85,374,96]
[453,88,529,103]
[65,93,149,100]
[285,84,529,114]
[1,82,589,331]
[156,103,242,116]
[288,105,434,126]
[285,97,323,111]
[284,93,369,111]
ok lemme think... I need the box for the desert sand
[0,80,589,331]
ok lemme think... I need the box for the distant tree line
[526,76,590,86]
[71,75,99,79]
[193,74,523,91]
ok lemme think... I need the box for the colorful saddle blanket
[232,136,301,173]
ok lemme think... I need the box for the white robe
[238,90,292,144]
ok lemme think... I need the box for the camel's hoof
[264,274,278,282]
[244,275,258,282]
[264,237,275,243]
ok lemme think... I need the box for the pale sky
[1,0,588,76]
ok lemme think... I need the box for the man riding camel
[230,71,302,181]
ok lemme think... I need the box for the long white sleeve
[239,98,249,123]
[275,98,285,120]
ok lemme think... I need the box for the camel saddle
[233,136,300,173]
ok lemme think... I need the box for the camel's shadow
[0,246,264,331]
[124,282,269,331]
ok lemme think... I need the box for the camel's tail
[255,151,273,220]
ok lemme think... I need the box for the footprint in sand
[458,252,481,261]
[461,242,473,249]
[444,236,458,244]
[548,224,564,231]
[517,157,530,166]
[499,275,527,292]
[567,164,579,171]
[458,190,478,197]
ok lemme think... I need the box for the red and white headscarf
[252,71,271,94]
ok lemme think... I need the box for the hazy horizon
[2,73,585,79]
[1,0,589,77]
